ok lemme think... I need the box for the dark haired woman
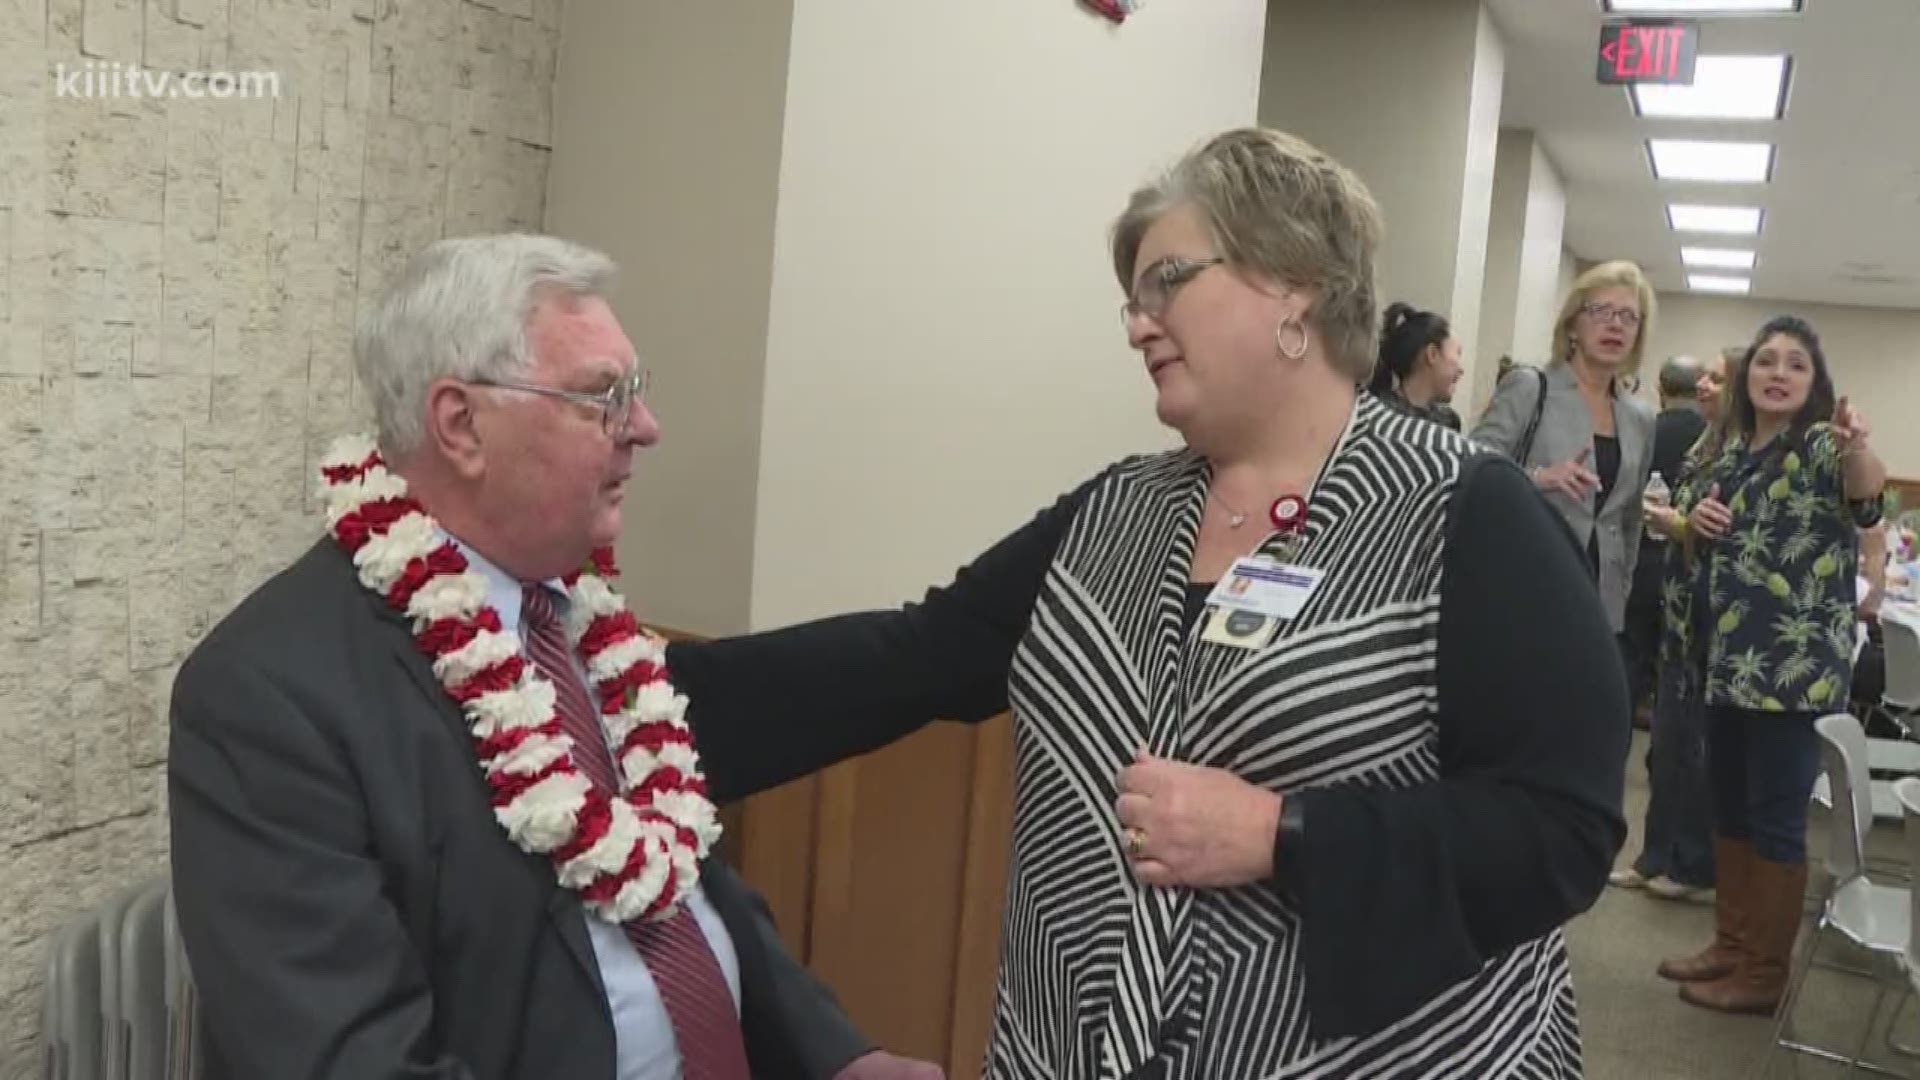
[1661,315,1887,1015]
[1369,301,1462,429]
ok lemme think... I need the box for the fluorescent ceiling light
[1649,139,1774,182]
[1689,274,1752,294]
[1605,0,1799,12]
[1633,55,1790,120]
[1682,246,1758,270]
[1668,204,1763,234]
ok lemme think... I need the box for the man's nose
[622,400,660,447]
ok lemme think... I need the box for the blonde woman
[1473,262,1659,639]
[672,129,1626,1077]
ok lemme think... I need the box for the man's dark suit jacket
[1630,405,1710,603]
[168,540,870,1080]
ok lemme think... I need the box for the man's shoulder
[1657,405,1706,434]
[177,538,393,701]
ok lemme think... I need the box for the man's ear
[425,378,486,481]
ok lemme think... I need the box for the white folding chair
[1880,616,1920,735]
[1889,777,1920,1060]
[1770,714,1914,1076]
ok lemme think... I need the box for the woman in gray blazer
[1471,260,1659,634]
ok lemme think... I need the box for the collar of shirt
[439,534,567,634]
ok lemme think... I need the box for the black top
[670,455,1625,1040]
[1373,387,1462,432]
[1651,405,1708,490]
[1587,434,1621,578]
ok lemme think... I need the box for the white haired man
[168,234,941,1080]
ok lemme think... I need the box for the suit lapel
[359,570,611,1000]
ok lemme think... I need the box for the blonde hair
[1110,127,1385,381]
[1550,260,1657,374]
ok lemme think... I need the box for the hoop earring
[1276,319,1309,361]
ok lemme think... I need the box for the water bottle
[1644,471,1671,542]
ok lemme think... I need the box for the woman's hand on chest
[1115,750,1283,890]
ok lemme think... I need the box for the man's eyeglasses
[1121,256,1224,326]
[472,367,651,439]
[1581,302,1642,329]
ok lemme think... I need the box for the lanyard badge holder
[1201,495,1321,650]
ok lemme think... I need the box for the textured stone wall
[0,0,558,1056]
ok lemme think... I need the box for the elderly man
[168,235,940,1080]
[1619,354,1712,728]
[1611,352,1721,901]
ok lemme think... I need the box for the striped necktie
[521,584,751,1080]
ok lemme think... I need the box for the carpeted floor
[1568,731,1917,1079]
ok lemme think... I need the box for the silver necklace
[1212,491,1251,529]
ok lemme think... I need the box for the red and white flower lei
[318,435,720,924]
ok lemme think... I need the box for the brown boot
[1658,838,1750,982]
[1680,856,1807,1015]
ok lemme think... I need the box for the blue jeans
[1708,705,1823,864]
[1633,663,1716,887]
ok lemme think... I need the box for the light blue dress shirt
[455,539,743,1080]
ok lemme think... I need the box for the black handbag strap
[1514,367,1550,465]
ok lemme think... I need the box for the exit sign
[1597,20,1698,85]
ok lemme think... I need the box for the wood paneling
[735,778,822,958]
[805,721,982,1065]
[946,715,1015,1079]
[661,621,1018,1078]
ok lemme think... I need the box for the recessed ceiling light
[1682,246,1758,270]
[1649,139,1774,182]
[1633,55,1790,120]
[1669,204,1763,234]
[1689,274,1752,294]
[1604,0,1799,12]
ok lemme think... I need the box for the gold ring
[1125,827,1147,860]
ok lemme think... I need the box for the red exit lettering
[1598,21,1694,85]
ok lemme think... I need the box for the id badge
[1200,605,1280,650]
[1207,556,1325,623]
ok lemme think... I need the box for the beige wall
[1648,294,1920,475]
[1479,133,1529,388]
[1558,247,1579,314]
[1446,4,1504,380]
[1476,129,1566,411]
[0,0,558,1056]
[546,0,793,637]
[1512,140,1567,375]
[746,0,1268,628]
[1259,0,1504,405]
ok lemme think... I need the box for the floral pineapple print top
[1662,422,1882,713]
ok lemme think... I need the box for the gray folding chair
[1770,713,1914,1076]
[162,887,201,1080]
[39,919,77,1080]
[119,882,170,1080]
[96,883,149,1080]
[47,907,104,1080]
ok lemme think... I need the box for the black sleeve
[168,654,477,1080]
[1282,453,1628,1039]
[672,470,1108,804]
[1653,409,1707,484]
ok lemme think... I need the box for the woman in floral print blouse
[1658,315,1887,1017]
